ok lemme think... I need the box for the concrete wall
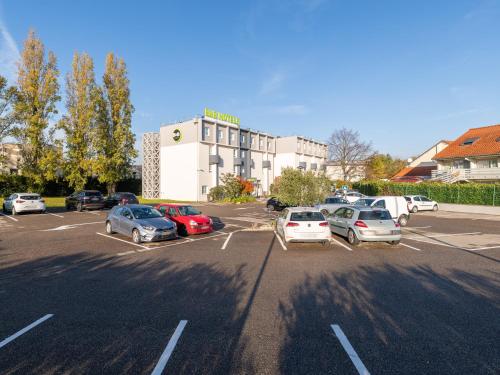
[160,142,198,201]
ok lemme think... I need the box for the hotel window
[203,126,210,139]
[201,185,207,195]
[241,134,246,144]
[217,129,224,142]
[267,141,271,150]
[234,166,238,175]
[230,132,236,144]
[241,167,245,175]
[233,149,238,158]
[259,139,264,149]
[241,150,246,158]
[251,136,255,146]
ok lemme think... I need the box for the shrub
[208,185,225,201]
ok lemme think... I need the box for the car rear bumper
[16,205,46,212]
[357,232,402,242]
[284,230,331,243]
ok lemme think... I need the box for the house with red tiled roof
[431,124,500,183]
[392,140,450,182]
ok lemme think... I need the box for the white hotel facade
[142,109,328,201]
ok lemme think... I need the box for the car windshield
[358,210,392,220]
[85,191,102,197]
[178,206,201,216]
[354,198,375,207]
[131,207,162,219]
[20,195,40,200]
[290,212,325,221]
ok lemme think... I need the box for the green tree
[220,173,244,199]
[94,53,137,194]
[274,168,332,206]
[13,30,61,189]
[58,52,97,190]
[366,153,407,179]
[0,75,16,143]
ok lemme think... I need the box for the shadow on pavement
[278,265,500,374]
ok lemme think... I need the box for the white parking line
[400,243,422,251]
[0,212,18,222]
[331,324,370,375]
[96,232,149,249]
[0,314,54,349]
[41,221,102,231]
[47,213,64,218]
[329,237,353,252]
[405,232,481,240]
[151,320,188,375]
[274,230,287,251]
[406,226,431,229]
[221,232,233,250]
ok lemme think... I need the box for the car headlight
[189,219,198,227]
[142,225,155,231]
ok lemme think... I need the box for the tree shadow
[0,252,257,374]
[278,265,500,374]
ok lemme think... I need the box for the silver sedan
[328,206,401,246]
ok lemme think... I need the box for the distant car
[315,196,350,216]
[275,207,331,245]
[354,196,410,226]
[344,191,366,203]
[266,197,287,211]
[65,190,105,211]
[329,206,401,246]
[155,203,213,235]
[2,193,46,215]
[104,192,139,208]
[404,195,438,213]
[105,204,177,243]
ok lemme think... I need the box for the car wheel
[347,229,360,246]
[11,206,17,215]
[398,214,408,227]
[433,205,438,212]
[2,204,6,213]
[322,240,330,247]
[40,210,46,214]
[389,240,400,245]
[411,206,418,213]
[76,202,83,212]
[267,204,275,211]
[132,229,141,244]
[106,221,114,234]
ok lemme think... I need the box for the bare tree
[327,128,373,181]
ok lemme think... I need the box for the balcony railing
[431,168,500,183]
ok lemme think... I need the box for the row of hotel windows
[203,126,273,150]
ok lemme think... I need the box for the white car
[2,193,46,215]
[276,207,331,244]
[404,195,438,213]
[344,191,366,203]
[354,196,410,226]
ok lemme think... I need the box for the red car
[155,204,213,235]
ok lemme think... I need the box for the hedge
[352,181,500,206]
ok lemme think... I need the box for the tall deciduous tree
[327,128,373,181]
[13,30,61,188]
[58,52,97,190]
[366,153,406,179]
[94,53,137,194]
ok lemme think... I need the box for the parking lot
[0,203,499,374]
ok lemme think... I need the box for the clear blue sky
[2,0,500,160]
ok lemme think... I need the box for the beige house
[0,143,22,175]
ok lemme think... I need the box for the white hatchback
[276,207,331,244]
[404,195,438,213]
[2,193,46,215]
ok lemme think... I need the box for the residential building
[0,143,22,175]
[142,109,329,201]
[392,140,450,181]
[324,161,366,182]
[431,124,500,183]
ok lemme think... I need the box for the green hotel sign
[204,108,240,125]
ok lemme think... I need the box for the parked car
[2,193,46,215]
[104,192,139,208]
[404,195,438,213]
[65,190,105,211]
[266,197,287,211]
[354,196,410,226]
[328,206,401,246]
[155,203,213,235]
[105,204,177,243]
[344,191,366,203]
[275,207,331,245]
[315,196,350,216]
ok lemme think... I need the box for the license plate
[91,198,98,202]
[201,225,209,230]
[376,231,391,235]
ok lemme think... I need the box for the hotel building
[142,109,328,201]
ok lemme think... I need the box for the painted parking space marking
[274,230,287,251]
[0,314,54,350]
[405,232,482,240]
[41,221,102,231]
[151,320,188,375]
[0,212,18,222]
[329,236,353,252]
[221,232,233,250]
[400,243,422,251]
[47,213,64,218]
[96,232,149,249]
[331,324,370,375]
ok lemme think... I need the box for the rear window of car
[290,212,325,221]
[404,196,412,202]
[84,191,102,197]
[20,195,40,200]
[325,197,343,204]
[354,199,375,207]
[358,210,392,220]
